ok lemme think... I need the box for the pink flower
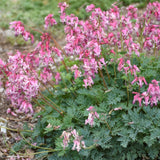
[86,4,95,12]
[131,65,140,77]
[7,108,11,114]
[9,21,24,35]
[85,113,95,126]
[126,60,132,68]
[87,106,94,111]
[58,2,69,14]
[132,92,142,106]
[123,67,129,75]
[55,72,61,84]
[72,139,81,152]
[71,65,78,72]
[7,108,17,117]
[110,49,115,55]
[118,58,124,71]
[83,76,94,88]
[150,96,158,106]
[114,107,122,111]
[19,101,34,114]
[46,123,52,128]
[141,92,150,106]
[9,21,34,43]
[98,58,106,69]
[85,106,99,127]
[131,77,147,87]
[66,14,79,27]
[23,31,31,41]
[60,131,71,149]
[148,80,160,96]
[40,68,52,83]
[127,5,137,19]
[133,65,140,72]
[52,47,63,60]
[44,14,57,29]
[32,143,37,146]
[60,129,85,152]
[74,70,81,79]
[71,129,86,152]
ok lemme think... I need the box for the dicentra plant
[1,1,160,160]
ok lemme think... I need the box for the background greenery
[0,0,157,31]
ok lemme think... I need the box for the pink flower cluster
[55,72,61,84]
[85,106,99,127]
[118,59,140,77]
[60,129,86,152]
[131,76,147,88]
[133,80,160,106]
[117,56,160,107]
[10,21,34,43]
[57,2,159,88]
[71,65,82,79]
[1,1,159,116]
[4,51,39,115]
[44,14,57,29]
[58,2,69,23]
[1,23,64,115]
[127,5,138,19]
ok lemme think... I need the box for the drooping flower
[9,21,34,43]
[86,4,95,12]
[141,92,150,106]
[55,72,61,84]
[127,5,138,19]
[60,131,72,149]
[83,76,94,88]
[19,101,34,114]
[132,92,142,106]
[85,106,99,127]
[44,14,57,29]
[60,129,86,152]
[74,70,81,79]
[71,129,85,152]
[58,2,69,14]
[131,76,147,87]
[117,58,124,71]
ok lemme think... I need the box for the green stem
[99,69,108,90]
[0,68,8,80]
[32,98,45,110]
[39,79,55,97]
[104,120,112,133]
[20,132,56,151]
[154,43,157,57]
[127,86,129,107]
[105,65,110,81]
[38,92,64,116]
[84,144,97,150]
[3,134,18,155]
[0,126,33,133]
[50,36,69,73]
[114,63,116,82]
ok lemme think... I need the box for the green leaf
[12,140,26,152]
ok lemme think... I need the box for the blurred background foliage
[0,0,115,30]
[0,0,157,39]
